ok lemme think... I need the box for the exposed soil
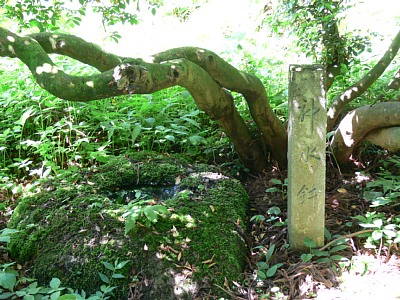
[235,157,400,300]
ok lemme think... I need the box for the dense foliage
[1,0,400,298]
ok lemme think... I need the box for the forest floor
[239,158,400,300]
[1,156,400,299]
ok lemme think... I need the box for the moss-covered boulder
[8,153,249,299]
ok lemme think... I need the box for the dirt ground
[238,158,400,300]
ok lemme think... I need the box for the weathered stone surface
[7,152,249,299]
[288,65,326,250]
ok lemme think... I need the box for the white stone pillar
[288,64,326,250]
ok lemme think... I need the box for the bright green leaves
[0,267,17,292]
[362,156,400,208]
[301,231,349,266]
[254,244,284,280]
[352,212,400,249]
[121,197,171,235]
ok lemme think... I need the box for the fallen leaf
[224,277,229,289]
[202,254,215,264]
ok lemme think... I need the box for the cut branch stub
[113,64,153,93]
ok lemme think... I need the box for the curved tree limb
[327,29,400,132]
[0,27,275,172]
[331,102,400,164]
[28,32,124,71]
[364,127,400,152]
[153,47,288,168]
[167,59,268,172]
[388,68,400,91]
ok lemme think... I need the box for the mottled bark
[327,30,400,132]
[331,102,400,164]
[29,32,123,71]
[364,127,400,152]
[387,68,400,91]
[154,48,288,168]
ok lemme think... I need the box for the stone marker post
[288,65,326,250]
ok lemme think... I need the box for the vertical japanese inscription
[288,65,326,250]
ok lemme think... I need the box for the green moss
[8,154,249,298]
[93,154,188,190]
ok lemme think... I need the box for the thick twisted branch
[327,30,400,132]
[153,47,288,168]
[331,102,400,164]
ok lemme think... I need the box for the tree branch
[388,68,400,91]
[0,28,185,101]
[153,58,269,172]
[364,127,400,152]
[29,32,124,72]
[327,29,400,132]
[331,102,400,164]
[153,47,288,168]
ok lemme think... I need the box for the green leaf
[125,214,138,235]
[111,273,125,279]
[15,107,35,126]
[353,215,368,223]
[301,253,313,262]
[324,228,332,241]
[143,206,158,223]
[267,206,281,215]
[304,237,317,248]
[256,270,267,280]
[131,124,141,142]
[98,272,110,284]
[330,238,348,246]
[49,277,61,289]
[371,230,383,240]
[256,261,269,270]
[0,236,10,243]
[270,179,282,185]
[115,260,130,270]
[383,229,397,238]
[266,187,280,193]
[330,255,345,261]
[329,244,348,253]
[266,264,279,277]
[312,250,328,257]
[250,215,265,222]
[57,295,78,300]
[0,272,17,291]
[315,257,331,263]
[265,244,275,262]
[50,291,61,300]
[102,261,115,271]
[152,205,169,215]
[0,292,15,299]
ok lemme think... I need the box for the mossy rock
[8,153,249,299]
